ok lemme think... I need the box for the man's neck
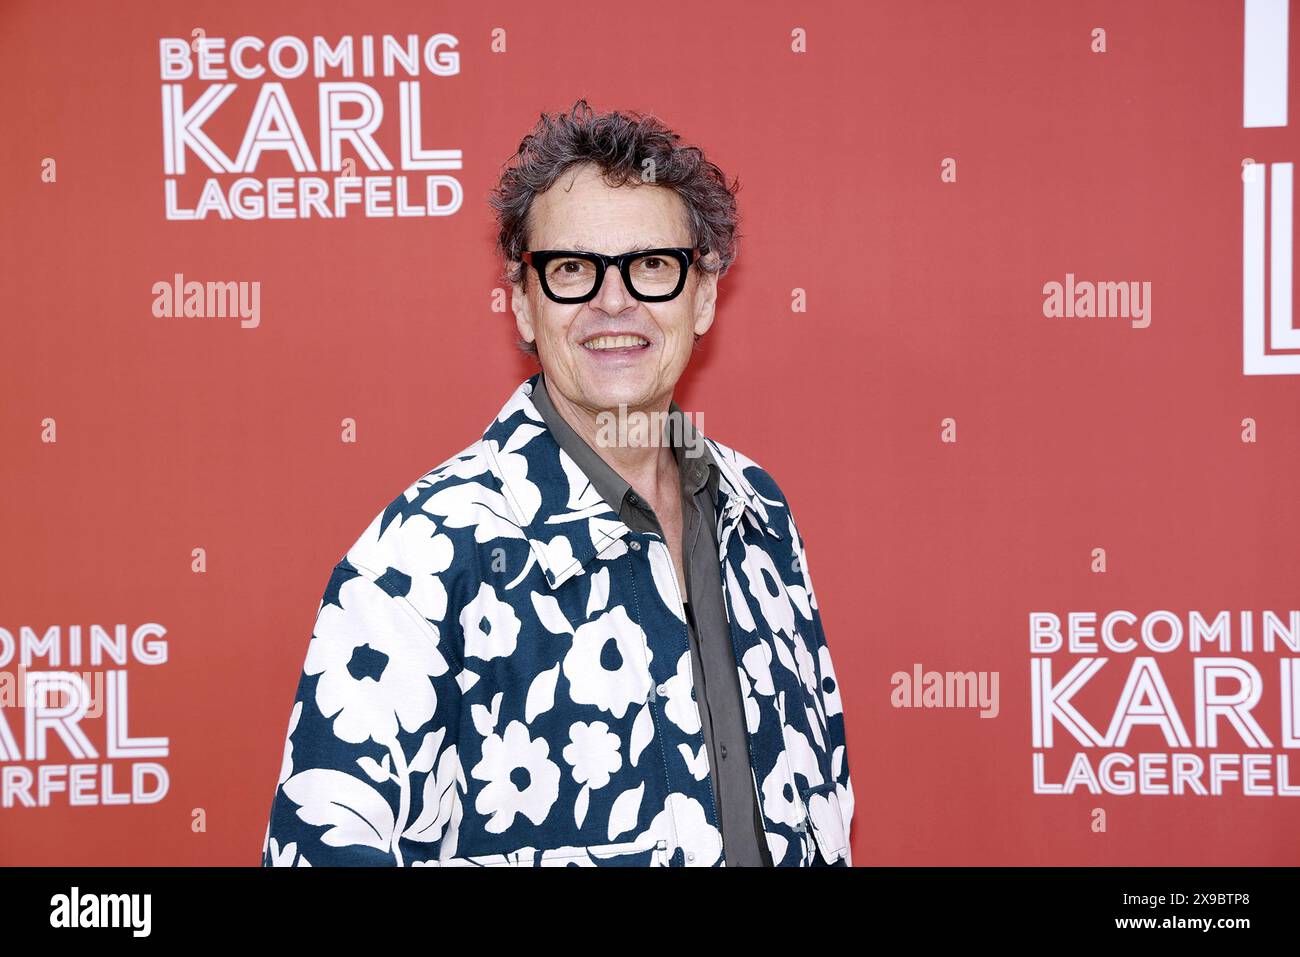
[541,374,679,504]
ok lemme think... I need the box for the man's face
[511,163,718,417]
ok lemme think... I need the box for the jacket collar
[480,373,778,590]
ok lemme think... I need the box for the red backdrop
[2,0,1298,865]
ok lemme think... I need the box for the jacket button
[629,540,642,551]
[656,683,668,697]
[686,851,696,863]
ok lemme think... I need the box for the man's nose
[591,264,635,310]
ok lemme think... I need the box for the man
[262,100,854,867]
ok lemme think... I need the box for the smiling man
[262,99,855,868]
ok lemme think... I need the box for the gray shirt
[531,372,773,867]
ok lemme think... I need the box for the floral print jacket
[261,373,855,867]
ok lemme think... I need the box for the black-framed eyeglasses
[521,245,709,304]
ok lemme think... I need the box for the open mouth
[581,334,650,352]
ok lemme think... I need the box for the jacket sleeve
[806,584,855,866]
[787,508,856,867]
[261,562,462,867]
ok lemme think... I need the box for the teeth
[583,335,648,350]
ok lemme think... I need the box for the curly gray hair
[489,98,741,358]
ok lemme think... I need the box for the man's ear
[511,269,537,346]
[692,264,719,338]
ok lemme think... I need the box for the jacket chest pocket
[432,834,669,867]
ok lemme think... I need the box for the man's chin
[584,390,651,416]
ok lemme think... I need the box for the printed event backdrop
[2,0,1299,866]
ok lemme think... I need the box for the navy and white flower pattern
[261,373,854,867]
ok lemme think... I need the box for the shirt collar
[530,370,715,511]
[480,373,777,590]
